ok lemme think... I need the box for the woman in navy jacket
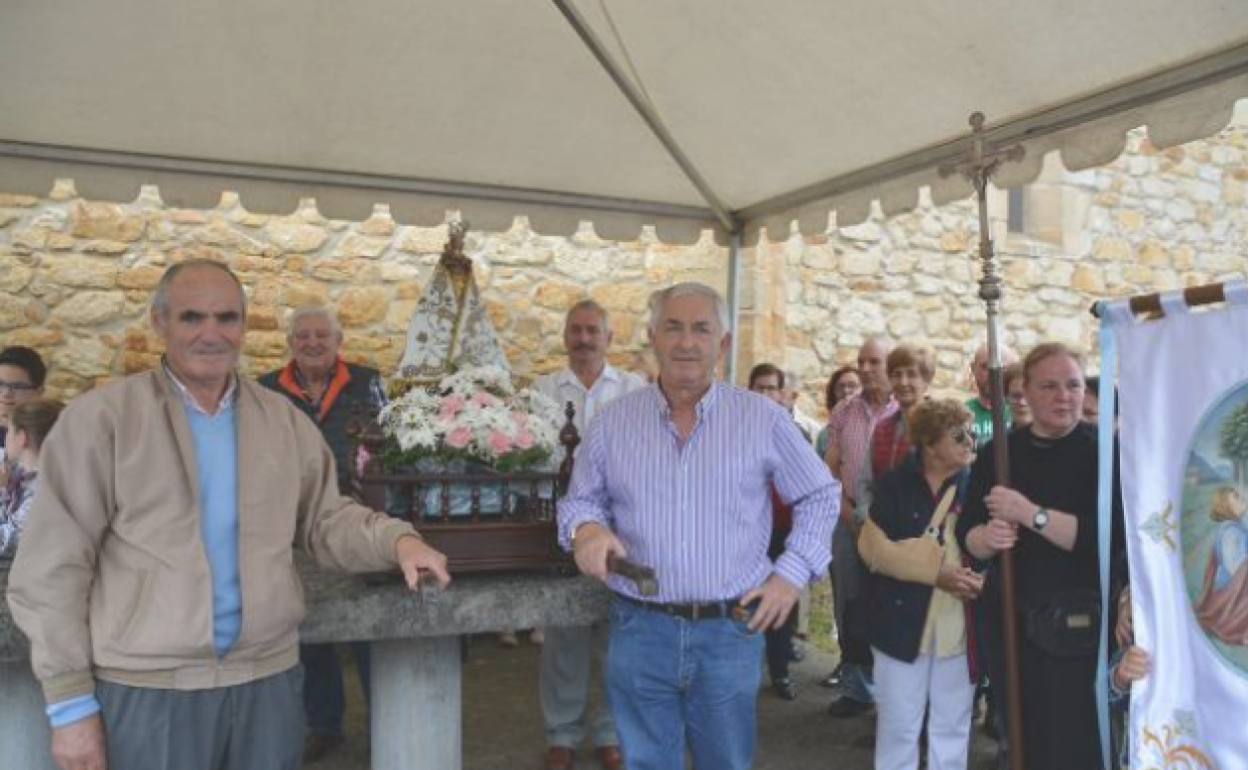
[863,398,983,770]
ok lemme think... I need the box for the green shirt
[965,396,1011,451]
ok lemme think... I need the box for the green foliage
[1220,400,1248,482]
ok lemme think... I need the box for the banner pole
[1088,281,1231,318]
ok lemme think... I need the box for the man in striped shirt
[559,283,839,770]
[823,338,897,717]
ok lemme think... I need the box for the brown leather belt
[618,594,749,622]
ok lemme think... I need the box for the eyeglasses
[0,380,36,395]
[949,427,974,446]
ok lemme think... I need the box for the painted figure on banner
[1181,379,1248,667]
[1195,485,1248,645]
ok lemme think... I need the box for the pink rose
[488,430,514,453]
[446,426,473,449]
[472,391,498,407]
[514,429,535,449]
[440,394,466,419]
[510,411,529,427]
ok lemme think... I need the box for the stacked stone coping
[0,183,724,400]
[1,123,1246,414]
[753,124,1248,407]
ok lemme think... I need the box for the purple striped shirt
[558,381,840,603]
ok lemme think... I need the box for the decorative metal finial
[938,113,1025,307]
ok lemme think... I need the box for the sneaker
[498,630,519,648]
[530,628,545,645]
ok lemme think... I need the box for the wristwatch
[1032,507,1050,532]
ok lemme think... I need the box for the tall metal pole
[725,228,743,383]
[943,112,1026,770]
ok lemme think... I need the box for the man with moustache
[259,306,386,763]
[532,299,643,770]
[823,338,897,715]
[7,260,449,770]
[560,283,838,770]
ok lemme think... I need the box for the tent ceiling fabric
[3,0,1248,244]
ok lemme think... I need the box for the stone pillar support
[371,636,462,770]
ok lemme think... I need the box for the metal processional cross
[941,112,1027,770]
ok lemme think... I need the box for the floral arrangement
[377,365,564,473]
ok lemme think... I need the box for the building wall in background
[1,115,1245,413]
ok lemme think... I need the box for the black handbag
[1022,589,1101,657]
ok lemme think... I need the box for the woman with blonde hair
[957,342,1121,769]
[0,399,64,559]
[862,398,983,770]
[853,344,937,514]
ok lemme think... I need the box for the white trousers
[872,646,975,770]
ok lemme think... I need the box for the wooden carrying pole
[1090,282,1232,318]
[942,113,1027,770]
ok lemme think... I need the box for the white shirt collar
[162,360,238,416]
[556,363,620,391]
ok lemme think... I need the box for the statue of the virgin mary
[390,220,509,395]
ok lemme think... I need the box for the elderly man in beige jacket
[7,259,449,770]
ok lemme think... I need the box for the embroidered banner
[1105,282,1248,770]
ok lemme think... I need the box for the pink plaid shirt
[826,392,898,521]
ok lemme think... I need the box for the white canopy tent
[3,0,1248,246]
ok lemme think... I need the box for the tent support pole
[549,0,737,235]
[943,113,1027,770]
[725,229,743,383]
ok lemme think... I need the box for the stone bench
[1,561,609,770]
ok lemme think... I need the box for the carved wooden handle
[607,554,659,597]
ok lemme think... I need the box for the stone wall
[2,114,1246,412]
[0,183,725,398]
[743,117,1248,404]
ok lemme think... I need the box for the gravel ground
[313,635,1002,770]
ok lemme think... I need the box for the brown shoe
[595,745,625,770]
[545,745,576,770]
[302,733,345,765]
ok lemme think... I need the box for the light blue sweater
[187,405,242,656]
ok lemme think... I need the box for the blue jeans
[301,642,371,737]
[606,597,764,770]
[839,660,875,703]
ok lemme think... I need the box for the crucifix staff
[941,112,1027,770]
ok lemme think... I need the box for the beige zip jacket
[6,370,417,703]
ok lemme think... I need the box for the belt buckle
[689,604,702,621]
